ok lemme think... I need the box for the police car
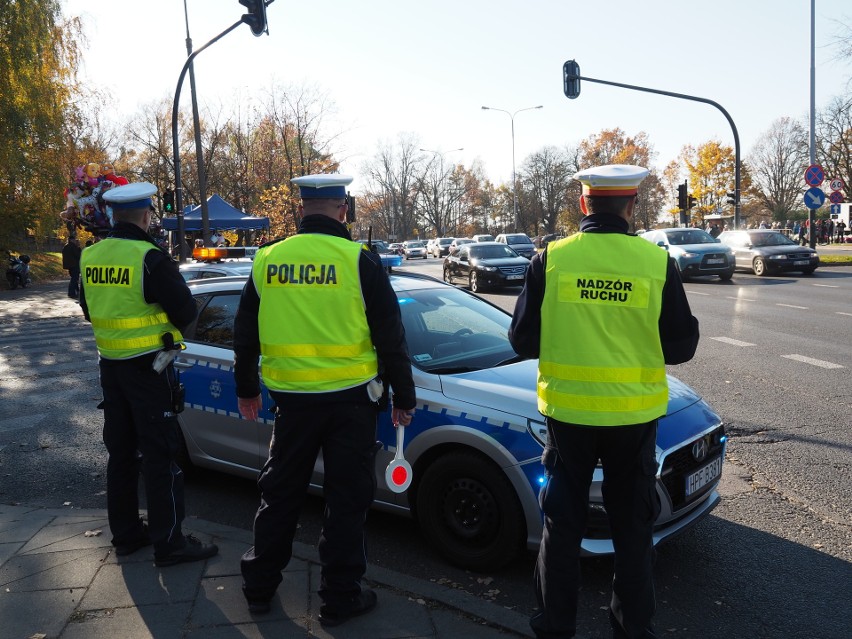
[178,246,257,281]
[176,273,726,570]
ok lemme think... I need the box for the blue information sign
[804,187,825,210]
[830,204,841,216]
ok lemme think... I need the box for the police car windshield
[395,284,517,373]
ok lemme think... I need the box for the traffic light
[563,60,581,100]
[677,183,687,210]
[726,191,737,207]
[163,189,175,214]
[688,195,698,210]
[239,0,268,37]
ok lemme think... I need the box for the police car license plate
[507,274,524,280]
[793,260,809,266]
[706,258,724,264]
[685,457,722,496]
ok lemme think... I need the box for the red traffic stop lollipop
[385,424,413,493]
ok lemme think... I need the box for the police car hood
[439,358,701,420]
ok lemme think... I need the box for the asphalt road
[1,262,850,638]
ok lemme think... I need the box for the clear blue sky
[65,0,851,190]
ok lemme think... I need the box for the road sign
[829,190,844,204]
[828,178,844,192]
[804,164,824,187]
[831,204,841,216]
[804,187,825,209]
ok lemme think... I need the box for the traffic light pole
[183,0,211,249]
[563,69,742,229]
[171,21,242,262]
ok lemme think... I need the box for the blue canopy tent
[160,194,269,231]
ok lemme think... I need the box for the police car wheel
[415,451,524,571]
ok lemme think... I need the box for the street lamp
[481,105,543,232]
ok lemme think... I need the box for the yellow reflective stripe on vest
[538,386,669,414]
[261,361,376,383]
[260,338,373,359]
[538,361,666,384]
[94,333,164,351]
[89,312,171,330]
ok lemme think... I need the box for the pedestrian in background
[233,173,416,625]
[509,165,699,639]
[62,237,81,299]
[79,181,218,567]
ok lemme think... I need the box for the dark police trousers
[241,400,379,607]
[531,419,660,639]
[100,355,186,554]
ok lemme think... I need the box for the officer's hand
[238,395,263,421]
[392,407,414,427]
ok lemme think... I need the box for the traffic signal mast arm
[562,63,742,228]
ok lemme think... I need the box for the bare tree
[747,117,809,222]
[417,150,471,237]
[264,82,341,182]
[360,134,422,240]
[518,146,572,237]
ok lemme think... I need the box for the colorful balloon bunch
[60,163,130,237]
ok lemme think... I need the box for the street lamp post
[481,105,543,233]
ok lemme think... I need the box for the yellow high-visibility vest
[81,239,183,360]
[252,234,378,393]
[538,233,669,426]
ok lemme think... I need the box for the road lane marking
[725,296,756,302]
[776,303,808,309]
[686,291,711,296]
[781,354,844,369]
[837,312,852,317]
[812,284,838,288]
[710,337,756,347]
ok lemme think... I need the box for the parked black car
[717,229,819,276]
[443,241,529,292]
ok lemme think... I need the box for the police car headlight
[681,251,698,258]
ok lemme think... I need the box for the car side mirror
[656,241,667,248]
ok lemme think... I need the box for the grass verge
[819,254,852,265]
[25,252,66,283]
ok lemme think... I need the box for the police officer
[508,165,699,639]
[79,182,218,567]
[234,174,416,625]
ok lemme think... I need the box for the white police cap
[102,181,158,210]
[573,164,649,196]
[291,174,354,199]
